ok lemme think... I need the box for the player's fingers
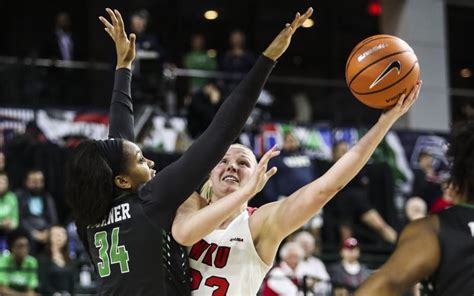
[396,93,406,109]
[404,82,421,110]
[106,8,118,27]
[129,33,136,51]
[99,16,114,31]
[290,12,301,29]
[260,145,278,164]
[265,167,278,179]
[304,7,314,18]
[296,7,313,28]
[268,151,280,166]
[114,9,125,31]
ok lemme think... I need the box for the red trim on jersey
[246,207,258,215]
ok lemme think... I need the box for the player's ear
[114,175,132,190]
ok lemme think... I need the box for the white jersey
[188,209,270,296]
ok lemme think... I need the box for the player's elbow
[171,224,198,247]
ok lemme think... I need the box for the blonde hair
[229,144,257,165]
[200,144,257,204]
[200,179,213,204]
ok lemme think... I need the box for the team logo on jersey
[189,239,231,268]
[370,60,401,89]
[230,237,244,242]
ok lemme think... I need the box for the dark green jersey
[86,194,190,296]
[78,55,275,296]
[424,205,474,296]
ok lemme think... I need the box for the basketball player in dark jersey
[355,122,474,296]
[65,8,313,296]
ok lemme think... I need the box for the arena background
[0,0,473,295]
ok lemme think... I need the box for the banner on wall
[36,109,109,142]
[0,108,35,147]
[0,107,109,147]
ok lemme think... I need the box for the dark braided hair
[447,121,474,203]
[65,139,128,227]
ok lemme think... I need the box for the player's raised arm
[99,8,136,141]
[250,82,421,264]
[139,7,314,231]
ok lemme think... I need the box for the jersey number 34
[94,227,130,277]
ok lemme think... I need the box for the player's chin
[223,183,240,193]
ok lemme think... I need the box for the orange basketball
[345,34,420,109]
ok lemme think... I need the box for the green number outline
[110,227,130,273]
[94,231,111,278]
[94,227,130,277]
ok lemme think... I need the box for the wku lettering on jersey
[189,239,231,268]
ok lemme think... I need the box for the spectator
[262,242,305,296]
[38,225,75,296]
[186,81,222,139]
[294,231,331,296]
[261,131,323,236]
[411,150,443,208]
[130,9,162,52]
[16,169,58,253]
[405,196,427,221]
[43,12,75,61]
[0,172,19,252]
[221,30,256,93]
[0,229,38,295]
[65,220,86,261]
[323,141,397,244]
[183,33,218,93]
[129,9,168,104]
[40,12,81,106]
[270,131,318,197]
[329,238,370,295]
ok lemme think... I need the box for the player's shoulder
[401,215,439,240]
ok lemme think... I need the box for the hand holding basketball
[99,8,136,69]
[263,7,313,61]
[382,80,422,122]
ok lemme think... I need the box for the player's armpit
[355,216,440,296]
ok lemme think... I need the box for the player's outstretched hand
[99,8,136,69]
[263,7,313,61]
[241,146,280,198]
[383,80,422,122]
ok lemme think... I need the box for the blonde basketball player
[172,81,421,295]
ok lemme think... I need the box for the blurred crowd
[32,10,285,125]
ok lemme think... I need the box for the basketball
[345,34,420,109]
